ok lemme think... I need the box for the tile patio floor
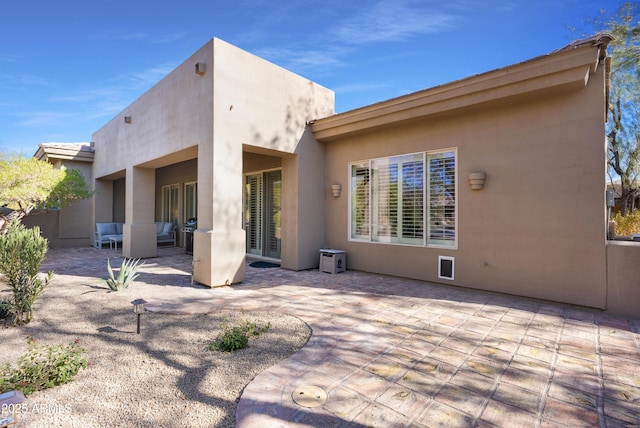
[41,247,640,427]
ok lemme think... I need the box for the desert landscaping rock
[0,276,310,427]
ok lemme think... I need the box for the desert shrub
[209,325,250,352]
[0,221,53,325]
[612,209,640,236]
[102,257,145,291]
[0,336,88,395]
[208,317,271,352]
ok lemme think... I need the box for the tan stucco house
[33,34,640,317]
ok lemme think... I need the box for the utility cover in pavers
[292,385,328,408]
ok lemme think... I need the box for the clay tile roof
[34,142,95,163]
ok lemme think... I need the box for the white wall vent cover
[438,256,455,280]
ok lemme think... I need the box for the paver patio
[41,247,640,427]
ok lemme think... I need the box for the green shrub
[0,336,88,396]
[208,317,271,352]
[102,257,145,291]
[209,326,250,352]
[612,209,640,236]
[0,221,53,325]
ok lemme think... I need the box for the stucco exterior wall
[92,43,213,179]
[606,241,640,318]
[23,158,93,248]
[281,127,327,269]
[91,38,334,285]
[59,159,93,245]
[320,46,609,308]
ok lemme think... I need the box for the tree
[0,156,93,235]
[600,2,640,214]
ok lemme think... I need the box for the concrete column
[123,166,157,258]
[193,139,246,287]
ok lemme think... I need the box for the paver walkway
[43,247,640,427]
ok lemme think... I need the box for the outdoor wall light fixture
[124,116,132,124]
[195,62,206,75]
[468,172,487,190]
[331,183,342,197]
[131,299,147,334]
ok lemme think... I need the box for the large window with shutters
[349,149,456,248]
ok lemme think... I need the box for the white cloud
[16,111,75,127]
[97,30,150,41]
[120,63,177,88]
[332,0,458,44]
[151,32,187,44]
[0,73,53,89]
[332,81,391,94]
[0,55,17,63]
[96,30,185,44]
[255,46,347,71]
[248,1,460,76]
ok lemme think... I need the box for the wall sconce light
[468,172,487,190]
[195,62,206,75]
[330,183,342,197]
[131,299,147,334]
[124,116,132,124]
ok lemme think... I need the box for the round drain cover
[292,385,328,408]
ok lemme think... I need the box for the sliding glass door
[245,170,281,259]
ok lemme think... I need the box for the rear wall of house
[323,72,608,308]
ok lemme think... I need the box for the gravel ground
[0,275,311,427]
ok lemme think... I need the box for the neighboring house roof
[607,179,640,198]
[311,33,613,142]
[34,142,94,163]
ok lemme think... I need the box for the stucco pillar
[123,166,157,258]
[193,140,246,287]
[280,129,326,270]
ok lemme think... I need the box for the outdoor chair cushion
[162,222,174,234]
[96,222,117,236]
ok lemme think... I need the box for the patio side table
[109,236,122,251]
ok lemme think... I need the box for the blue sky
[0,0,618,155]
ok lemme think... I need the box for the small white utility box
[319,249,346,274]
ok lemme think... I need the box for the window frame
[161,184,179,224]
[426,149,458,249]
[348,148,457,249]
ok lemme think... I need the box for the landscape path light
[131,299,147,334]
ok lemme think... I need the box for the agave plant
[103,258,145,291]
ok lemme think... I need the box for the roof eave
[312,34,611,143]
